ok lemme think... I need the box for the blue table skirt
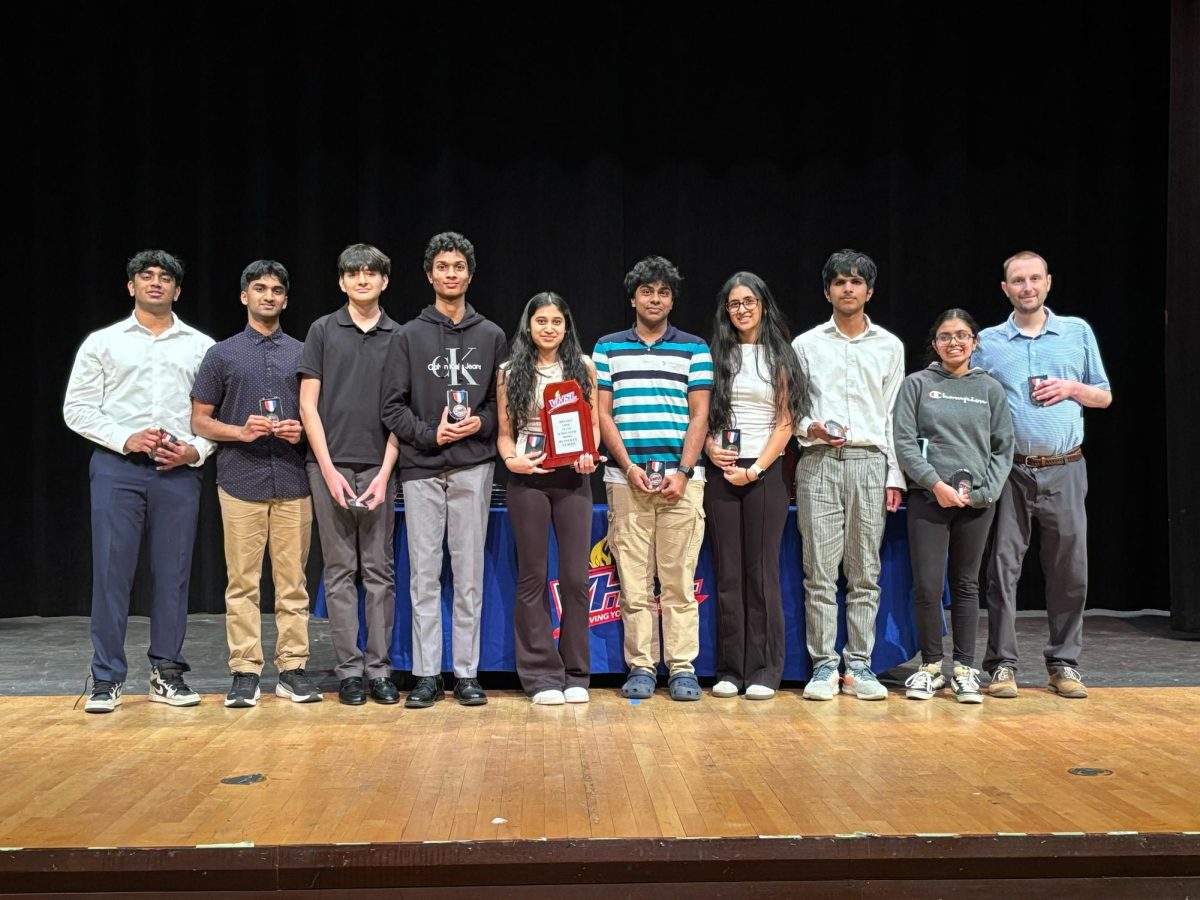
[315,504,926,680]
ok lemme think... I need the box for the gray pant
[983,458,1089,674]
[307,463,395,681]
[403,463,494,678]
[795,446,888,670]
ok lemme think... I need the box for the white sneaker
[802,663,840,701]
[951,666,984,704]
[745,684,775,700]
[149,664,201,707]
[563,686,590,703]
[712,680,739,698]
[531,689,565,705]
[842,664,888,700]
[904,663,946,700]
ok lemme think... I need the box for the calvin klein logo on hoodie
[427,347,483,385]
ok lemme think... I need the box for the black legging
[507,469,593,695]
[906,489,997,666]
[703,459,788,689]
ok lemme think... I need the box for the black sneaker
[85,680,123,714]
[453,677,488,706]
[277,668,323,703]
[149,663,201,707]
[370,676,400,704]
[405,675,444,709]
[224,672,261,708]
[338,676,367,706]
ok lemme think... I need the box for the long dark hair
[503,292,591,434]
[707,272,810,433]
[923,307,981,366]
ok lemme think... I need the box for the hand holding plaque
[538,379,597,469]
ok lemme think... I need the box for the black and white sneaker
[224,672,261,708]
[85,680,123,713]
[276,668,323,703]
[149,663,201,707]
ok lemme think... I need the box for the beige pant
[218,487,313,674]
[606,479,706,674]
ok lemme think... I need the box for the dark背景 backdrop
[5,5,1179,621]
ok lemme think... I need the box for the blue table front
[314,504,922,680]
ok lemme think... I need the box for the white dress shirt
[792,315,905,490]
[63,310,216,465]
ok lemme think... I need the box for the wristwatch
[677,463,694,479]
[748,463,764,480]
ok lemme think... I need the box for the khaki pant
[218,487,313,674]
[606,479,706,674]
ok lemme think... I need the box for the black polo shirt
[297,305,396,467]
[192,324,310,501]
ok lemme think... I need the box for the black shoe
[453,677,488,706]
[405,675,444,709]
[370,676,400,704]
[276,668,323,703]
[338,676,367,706]
[224,672,261,708]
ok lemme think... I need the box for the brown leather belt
[1015,447,1083,468]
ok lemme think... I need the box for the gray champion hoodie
[892,363,1014,507]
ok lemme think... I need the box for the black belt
[1015,447,1082,468]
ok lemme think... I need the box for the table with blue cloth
[315,504,926,679]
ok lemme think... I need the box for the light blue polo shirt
[973,308,1110,457]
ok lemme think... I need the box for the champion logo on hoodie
[928,390,988,405]
[426,347,483,384]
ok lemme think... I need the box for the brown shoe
[987,666,1018,698]
[1047,667,1088,698]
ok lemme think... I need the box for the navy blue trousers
[89,450,202,682]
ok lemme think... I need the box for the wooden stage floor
[2,686,1198,895]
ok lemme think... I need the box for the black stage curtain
[6,6,1168,616]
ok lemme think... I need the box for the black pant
[906,489,997,666]
[703,459,788,689]
[507,469,593,695]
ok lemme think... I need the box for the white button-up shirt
[792,315,905,490]
[63,311,216,465]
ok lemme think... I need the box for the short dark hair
[821,248,878,291]
[1002,250,1049,280]
[126,249,184,284]
[423,232,476,274]
[337,243,392,277]
[240,259,290,293]
[624,255,682,301]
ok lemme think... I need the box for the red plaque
[538,379,597,469]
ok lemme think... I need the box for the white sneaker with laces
[531,689,565,705]
[951,666,984,704]
[842,664,888,700]
[745,684,775,700]
[904,663,946,700]
[803,663,840,701]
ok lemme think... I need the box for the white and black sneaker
[85,680,123,713]
[276,668,323,703]
[951,665,984,704]
[225,672,261,708]
[149,663,201,707]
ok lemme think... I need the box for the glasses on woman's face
[726,297,760,312]
[935,331,975,345]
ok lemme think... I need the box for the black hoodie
[381,303,507,482]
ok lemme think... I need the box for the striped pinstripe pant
[794,446,888,670]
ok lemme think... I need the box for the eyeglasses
[935,331,975,345]
[726,297,760,312]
